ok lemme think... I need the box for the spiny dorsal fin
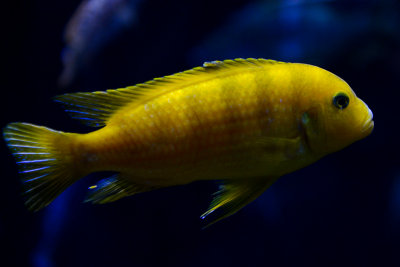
[201,177,279,227]
[55,58,283,127]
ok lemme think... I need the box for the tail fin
[3,122,80,211]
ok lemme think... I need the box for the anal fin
[85,174,160,204]
[201,177,278,227]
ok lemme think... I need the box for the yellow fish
[3,58,374,225]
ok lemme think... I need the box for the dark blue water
[2,0,399,266]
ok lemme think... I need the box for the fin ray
[3,123,81,211]
[201,177,279,227]
[85,174,160,204]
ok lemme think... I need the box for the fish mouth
[362,119,374,134]
[361,107,374,135]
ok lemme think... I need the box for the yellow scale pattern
[79,64,299,184]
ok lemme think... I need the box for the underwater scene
[2,0,399,266]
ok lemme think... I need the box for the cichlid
[4,58,374,225]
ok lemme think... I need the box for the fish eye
[333,93,349,110]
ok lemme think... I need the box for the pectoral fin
[85,174,160,204]
[300,109,321,152]
[201,177,279,227]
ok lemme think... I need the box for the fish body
[4,59,373,225]
[78,62,307,181]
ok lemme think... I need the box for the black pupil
[333,93,349,109]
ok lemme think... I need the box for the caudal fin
[3,123,80,211]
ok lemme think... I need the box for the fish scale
[80,74,301,180]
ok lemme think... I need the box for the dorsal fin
[55,58,283,127]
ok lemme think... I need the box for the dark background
[2,0,400,266]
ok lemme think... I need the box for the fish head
[302,70,374,155]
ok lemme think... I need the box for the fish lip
[362,119,374,133]
[361,111,374,134]
[361,106,374,134]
